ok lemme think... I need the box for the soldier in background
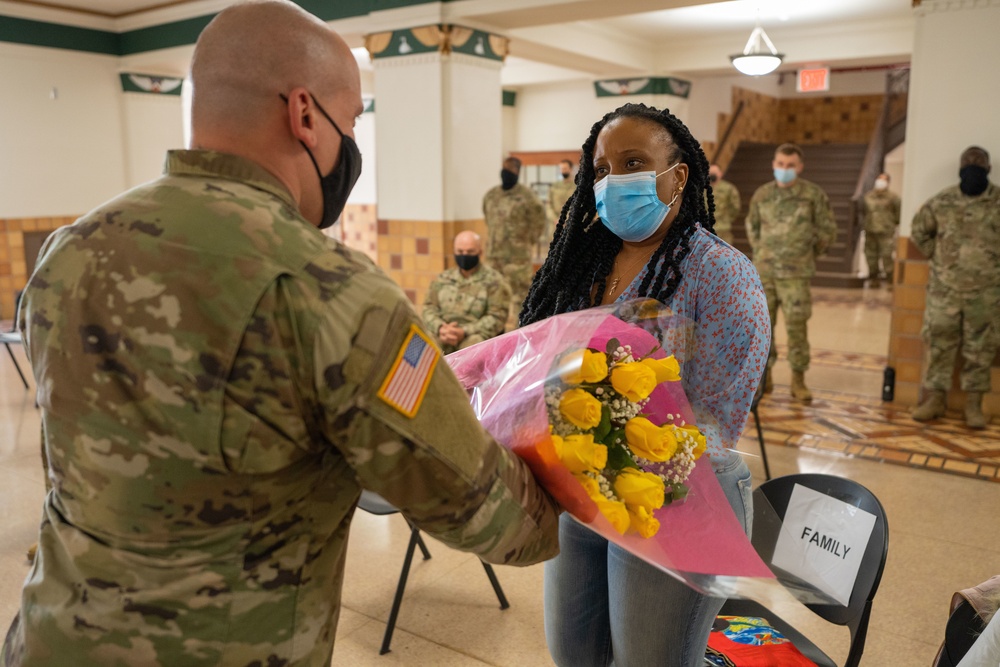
[708,163,740,245]
[1,3,559,665]
[543,159,576,251]
[483,156,546,318]
[911,146,1000,429]
[746,143,837,403]
[862,172,901,287]
[422,231,510,354]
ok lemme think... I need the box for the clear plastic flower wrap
[448,299,840,606]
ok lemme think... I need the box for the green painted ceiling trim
[1,0,463,56]
[502,90,516,107]
[451,28,503,62]
[0,15,118,54]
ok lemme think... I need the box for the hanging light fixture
[730,17,783,76]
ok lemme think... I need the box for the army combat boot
[965,392,987,430]
[912,390,946,421]
[791,371,812,403]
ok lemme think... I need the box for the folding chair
[749,373,771,480]
[717,473,889,667]
[2,290,29,389]
[357,490,510,655]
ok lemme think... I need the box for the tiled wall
[711,88,883,170]
[376,218,488,306]
[0,216,77,320]
[778,95,883,144]
[889,236,1000,412]
[333,204,378,262]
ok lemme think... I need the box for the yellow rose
[559,388,603,430]
[573,473,603,501]
[560,349,609,384]
[595,497,630,535]
[550,433,564,460]
[613,468,665,511]
[559,434,608,474]
[625,417,678,462]
[610,362,657,402]
[640,355,681,384]
[627,504,661,538]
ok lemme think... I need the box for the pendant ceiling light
[730,18,783,76]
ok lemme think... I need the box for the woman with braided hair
[525,103,770,666]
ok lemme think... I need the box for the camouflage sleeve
[727,185,741,221]
[814,188,837,255]
[860,196,870,228]
[893,194,902,227]
[911,202,937,259]
[546,189,559,222]
[421,278,446,338]
[745,191,761,248]
[318,279,560,566]
[466,276,510,340]
[527,193,547,241]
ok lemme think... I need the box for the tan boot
[791,371,812,403]
[965,392,987,430]
[912,390,946,422]
[763,368,774,394]
[26,543,37,562]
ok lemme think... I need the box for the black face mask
[959,164,990,197]
[561,171,572,180]
[501,169,519,190]
[454,254,480,271]
[709,174,719,184]
[281,93,362,229]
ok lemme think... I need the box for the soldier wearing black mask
[912,146,1000,429]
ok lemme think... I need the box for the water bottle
[881,367,895,402]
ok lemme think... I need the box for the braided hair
[519,103,715,326]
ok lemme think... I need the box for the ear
[674,163,689,192]
[285,87,321,149]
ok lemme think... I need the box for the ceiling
[3,0,916,85]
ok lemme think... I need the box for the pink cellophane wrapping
[447,303,779,598]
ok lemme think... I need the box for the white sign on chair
[771,484,877,606]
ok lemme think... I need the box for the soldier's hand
[451,324,466,344]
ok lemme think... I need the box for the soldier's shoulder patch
[377,324,440,418]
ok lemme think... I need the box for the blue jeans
[543,450,753,667]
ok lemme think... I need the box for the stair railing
[847,68,909,267]
[711,101,746,166]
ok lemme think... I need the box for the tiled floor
[2,286,999,666]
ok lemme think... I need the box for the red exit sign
[797,67,830,93]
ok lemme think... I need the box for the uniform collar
[165,150,297,210]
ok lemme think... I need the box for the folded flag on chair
[706,616,817,667]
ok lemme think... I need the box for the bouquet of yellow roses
[447,300,827,604]
[548,338,707,538]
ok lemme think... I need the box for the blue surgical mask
[774,167,797,185]
[594,164,680,242]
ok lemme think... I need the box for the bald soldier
[911,146,1000,429]
[423,231,510,354]
[0,3,559,666]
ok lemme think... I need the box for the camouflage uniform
[483,183,545,313]
[708,178,741,245]
[911,183,1000,392]
[2,151,559,667]
[862,188,901,279]
[746,179,837,372]
[422,264,511,354]
[544,178,576,249]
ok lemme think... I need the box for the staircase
[725,142,869,288]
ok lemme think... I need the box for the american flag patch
[376,325,440,417]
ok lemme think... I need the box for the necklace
[607,248,656,297]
